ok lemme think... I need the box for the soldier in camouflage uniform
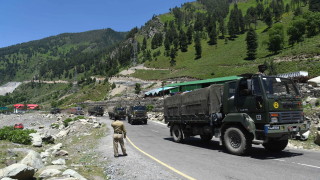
[111,119,127,157]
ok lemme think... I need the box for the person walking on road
[111,119,127,157]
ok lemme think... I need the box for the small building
[13,104,26,114]
[27,104,40,110]
[144,87,177,97]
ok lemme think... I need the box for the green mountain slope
[0,28,126,84]
[130,0,320,80]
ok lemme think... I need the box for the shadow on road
[249,147,303,160]
[164,137,303,159]
[163,137,224,152]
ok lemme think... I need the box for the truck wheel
[171,125,184,143]
[200,134,213,142]
[223,126,251,155]
[263,139,288,152]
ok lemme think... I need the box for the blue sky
[0,0,194,48]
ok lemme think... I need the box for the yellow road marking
[126,137,196,180]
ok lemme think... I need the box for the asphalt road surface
[120,119,320,180]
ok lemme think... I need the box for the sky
[0,0,195,48]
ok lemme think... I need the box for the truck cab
[127,105,148,125]
[109,106,126,120]
[88,106,104,116]
[222,74,309,153]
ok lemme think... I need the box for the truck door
[235,77,266,122]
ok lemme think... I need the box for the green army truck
[164,74,310,155]
[127,105,148,125]
[108,106,126,120]
[88,106,104,116]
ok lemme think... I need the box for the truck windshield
[117,107,125,111]
[262,77,299,98]
[133,106,146,110]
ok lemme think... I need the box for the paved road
[123,119,320,180]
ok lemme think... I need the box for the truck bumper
[263,122,310,137]
[132,117,147,122]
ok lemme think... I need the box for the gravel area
[0,112,183,179]
[97,117,183,180]
[0,112,61,130]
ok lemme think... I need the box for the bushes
[146,104,154,112]
[0,126,36,145]
[63,116,85,127]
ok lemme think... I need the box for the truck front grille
[279,111,302,123]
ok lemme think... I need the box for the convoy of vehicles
[88,106,104,116]
[127,105,148,125]
[164,74,310,155]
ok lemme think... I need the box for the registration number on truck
[268,126,280,130]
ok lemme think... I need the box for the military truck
[127,105,148,125]
[68,107,84,115]
[164,74,310,155]
[88,106,104,116]
[109,106,126,120]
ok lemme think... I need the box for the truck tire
[144,120,147,125]
[263,139,288,152]
[223,126,251,155]
[200,134,213,142]
[171,125,184,143]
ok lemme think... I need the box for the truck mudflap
[264,122,310,135]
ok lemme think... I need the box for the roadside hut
[13,104,26,114]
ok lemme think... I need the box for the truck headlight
[270,113,279,123]
[271,117,278,123]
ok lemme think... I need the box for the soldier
[111,119,127,157]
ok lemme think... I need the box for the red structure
[13,104,40,113]
[27,104,40,110]
[13,104,25,109]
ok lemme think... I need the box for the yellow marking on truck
[127,137,196,180]
[273,102,279,108]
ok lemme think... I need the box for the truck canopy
[164,84,223,117]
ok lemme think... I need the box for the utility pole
[72,66,78,93]
[132,39,138,66]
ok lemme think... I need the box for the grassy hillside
[0,80,110,110]
[131,0,320,80]
[0,29,126,84]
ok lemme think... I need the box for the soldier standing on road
[111,119,127,157]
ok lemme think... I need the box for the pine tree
[186,25,193,44]
[179,29,188,52]
[245,28,258,60]
[170,48,177,66]
[135,83,141,94]
[256,3,264,20]
[141,37,147,51]
[208,26,218,45]
[263,7,273,28]
[218,18,226,39]
[194,13,205,31]
[309,0,320,12]
[194,33,202,59]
